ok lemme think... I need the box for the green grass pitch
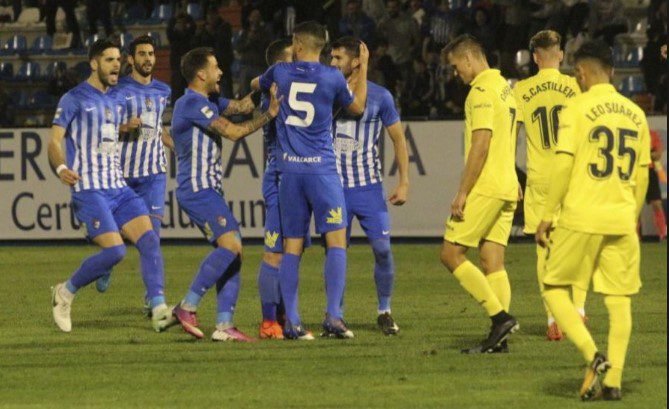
[0,242,666,408]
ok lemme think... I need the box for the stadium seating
[74,61,91,80]
[0,34,27,55]
[147,31,162,47]
[44,61,67,79]
[119,32,134,50]
[187,3,203,20]
[11,89,29,107]
[16,7,40,25]
[153,4,173,21]
[16,61,41,81]
[31,35,53,54]
[0,61,13,80]
[618,75,646,96]
[84,34,101,48]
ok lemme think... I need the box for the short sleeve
[259,64,277,92]
[512,85,524,122]
[334,71,355,109]
[379,90,400,127]
[638,117,652,167]
[468,88,494,132]
[181,97,218,129]
[53,93,78,128]
[555,101,578,155]
[216,97,231,113]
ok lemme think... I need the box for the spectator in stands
[192,9,235,98]
[44,0,82,48]
[362,0,385,23]
[494,0,530,78]
[563,0,589,39]
[471,7,496,54]
[47,64,77,98]
[338,0,376,46]
[377,0,420,80]
[167,10,196,103]
[236,8,271,96]
[431,62,466,117]
[373,38,401,95]
[409,0,426,29]
[528,0,565,39]
[86,0,114,37]
[402,58,433,117]
[588,0,627,46]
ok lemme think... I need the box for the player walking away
[256,38,294,340]
[644,130,666,240]
[537,41,651,401]
[439,35,519,354]
[49,39,176,333]
[330,36,410,336]
[170,47,280,342]
[252,21,369,340]
[513,30,587,341]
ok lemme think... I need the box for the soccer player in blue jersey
[330,36,410,335]
[170,47,280,341]
[48,39,175,333]
[252,21,369,340]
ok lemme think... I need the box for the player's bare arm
[119,117,142,135]
[345,42,370,116]
[161,126,174,150]
[535,152,574,247]
[222,92,257,116]
[451,129,491,220]
[48,125,80,186]
[250,76,260,91]
[386,121,410,205]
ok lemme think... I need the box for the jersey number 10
[532,105,564,149]
[286,82,317,128]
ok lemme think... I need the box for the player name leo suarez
[521,81,577,102]
[585,102,644,127]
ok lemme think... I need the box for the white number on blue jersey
[286,82,317,128]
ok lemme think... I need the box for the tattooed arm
[221,92,257,116]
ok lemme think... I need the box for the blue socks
[135,231,166,308]
[324,247,347,319]
[216,255,241,325]
[184,247,238,308]
[279,253,301,326]
[258,261,281,321]
[68,245,126,292]
[371,238,394,312]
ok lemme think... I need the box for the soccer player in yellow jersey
[513,30,587,341]
[536,41,650,401]
[440,35,519,354]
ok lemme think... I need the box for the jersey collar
[588,83,616,94]
[470,69,500,86]
[538,68,560,76]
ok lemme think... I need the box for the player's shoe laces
[95,273,111,293]
[321,314,355,339]
[461,315,519,354]
[283,324,315,340]
[546,322,563,341]
[580,352,611,401]
[172,304,204,339]
[212,325,256,342]
[377,312,399,335]
[599,386,622,401]
[51,283,72,333]
[259,320,284,339]
[151,305,178,332]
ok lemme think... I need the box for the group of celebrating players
[47,20,654,402]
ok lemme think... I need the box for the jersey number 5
[588,126,638,181]
[286,82,317,128]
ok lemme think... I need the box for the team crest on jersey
[105,108,112,122]
[217,216,227,227]
[200,106,214,119]
[326,207,343,225]
[264,231,279,248]
[54,107,62,120]
[92,219,100,229]
[145,96,153,111]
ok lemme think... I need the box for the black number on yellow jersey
[532,105,564,149]
[509,107,516,134]
[588,126,638,180]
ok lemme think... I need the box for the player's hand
[661,44,667,60]
[58,168,80,186]
[126,117,142,131]
[268,83,283,117]
[517,184,524,201]
[450,191,467,221]
[535,220,553,248]
[358,41,369,69]
[389,183,408,206]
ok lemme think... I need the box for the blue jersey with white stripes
[259,61,354,174]
[334,81,400,188]
[112,76,170,178]
[171,89,225,193]
[53,81,126,192]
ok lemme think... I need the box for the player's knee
[263,252,282,268]
[103,244,127,266]
[371,239,392,266]
[440,242,461,272]
[136,230,160,254]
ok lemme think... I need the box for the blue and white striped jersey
[171,89,226,193]
[111,76,171,178]
[334,81,400,188]
[53,81,126,192]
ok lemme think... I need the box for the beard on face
[134,61,153,77]
[99,69,117,87]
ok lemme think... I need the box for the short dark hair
[89,38,120,61]
[530,30,561,51]
[265,38,292,65]
[129,34,156,57]
[331,36,360,58]
[293,21,327,52]
[181,47,215,83]
[574,40,614,69]
[442,34,485,58]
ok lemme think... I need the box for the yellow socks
[603,295,632,388]
[543,287,597,362]
[536,245,554,321]
[486,270,511,312]
[453,261,503,316]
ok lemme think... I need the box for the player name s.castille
[521,80,577,102]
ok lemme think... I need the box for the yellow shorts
[543,227,641,295]
[443,193,516,248]
[524,183,548,234]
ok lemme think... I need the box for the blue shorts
[71,187,148,239]
[125,173,167,218]
[279,173,347,237]
[176,188,240,243]
[345,183,391,241]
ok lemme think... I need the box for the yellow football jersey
[555,83,651,235]
[514,68,580,186]
[464,69,518,201]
